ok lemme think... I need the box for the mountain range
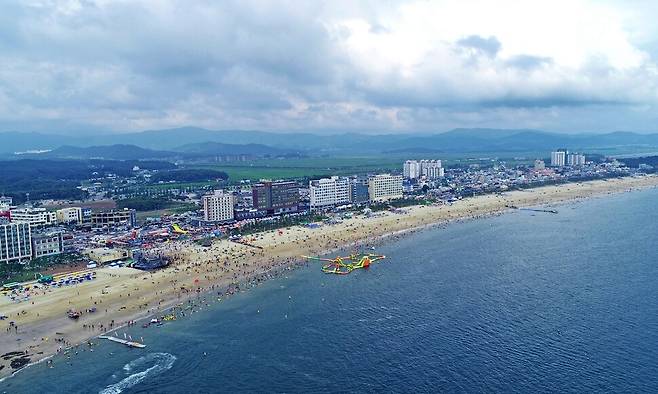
[3,127,658,157]
[8,141,300,161]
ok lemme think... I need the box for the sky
[1,0,658,134]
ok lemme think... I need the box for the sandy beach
[2,175,657,379]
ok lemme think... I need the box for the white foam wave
[99,352,176,394]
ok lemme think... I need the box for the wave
[99,352,177,394]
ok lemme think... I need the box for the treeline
[116,196,195,212]
[150,169,229,183]
[0,159,176,203]
[620,156,658,170]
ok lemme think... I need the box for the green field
[190,157,404,183]
[187,154,550,183]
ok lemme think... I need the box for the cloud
[0,0,657,133]
[456,35,501,57]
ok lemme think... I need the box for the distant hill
[10,142,303,161]
[31,144,176,160]
[3,127,658,156]
[173,141,300,156]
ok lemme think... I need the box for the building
[404,160,444,179]
[0,197,12,212]
[368,174,403,202]
[420,160,444,179]
[56,207,83,225]
[82,207,92,224]
[90,209,136,228]
[252,181,299,215]
[202,190,235,222]
[31,231,63,259]
[403,160,422,179]
[85,247,132,265]
[10,207,57,227]
[550,151,566,167]
[534,160,546,170]
[0,220,32,264]
[309,176,351,210]
[567,153,586,166]
[350,176,370,204]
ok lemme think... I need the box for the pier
[98,335,146,349]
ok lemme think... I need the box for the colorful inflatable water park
[301,253,386,275]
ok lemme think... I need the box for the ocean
[3,187,658,393]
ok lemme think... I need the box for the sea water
[3,187,658,393]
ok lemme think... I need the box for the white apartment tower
[368,174,403,202]
[567,153,586,166]
[550,151,566,167]
[420,160,444,179]
[203,191,235,222]
[309,176,351,210]
[403,160,422,179]
[404,160,444,179]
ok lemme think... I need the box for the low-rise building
[31,231,63,259]
[202,190,235,222]
[56,207,83,225]
[0,220,32,264]
[10,207,57,227]
[90,209,136,228]
[85,247,132,265]
[534,160,546,170]
[368,174,403,202]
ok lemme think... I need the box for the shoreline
[2,175,658,381]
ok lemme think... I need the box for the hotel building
[309,176,351,210]
[0,220,32,264]
[368,174,403,202]
[203,190,235,222]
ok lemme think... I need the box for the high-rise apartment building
[403,160,444,179]
[550,151,566,167]
[403,160,422,179]
[567,153,586,166]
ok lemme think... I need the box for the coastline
[2,174,658,380]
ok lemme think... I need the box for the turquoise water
[3,187,658,393]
